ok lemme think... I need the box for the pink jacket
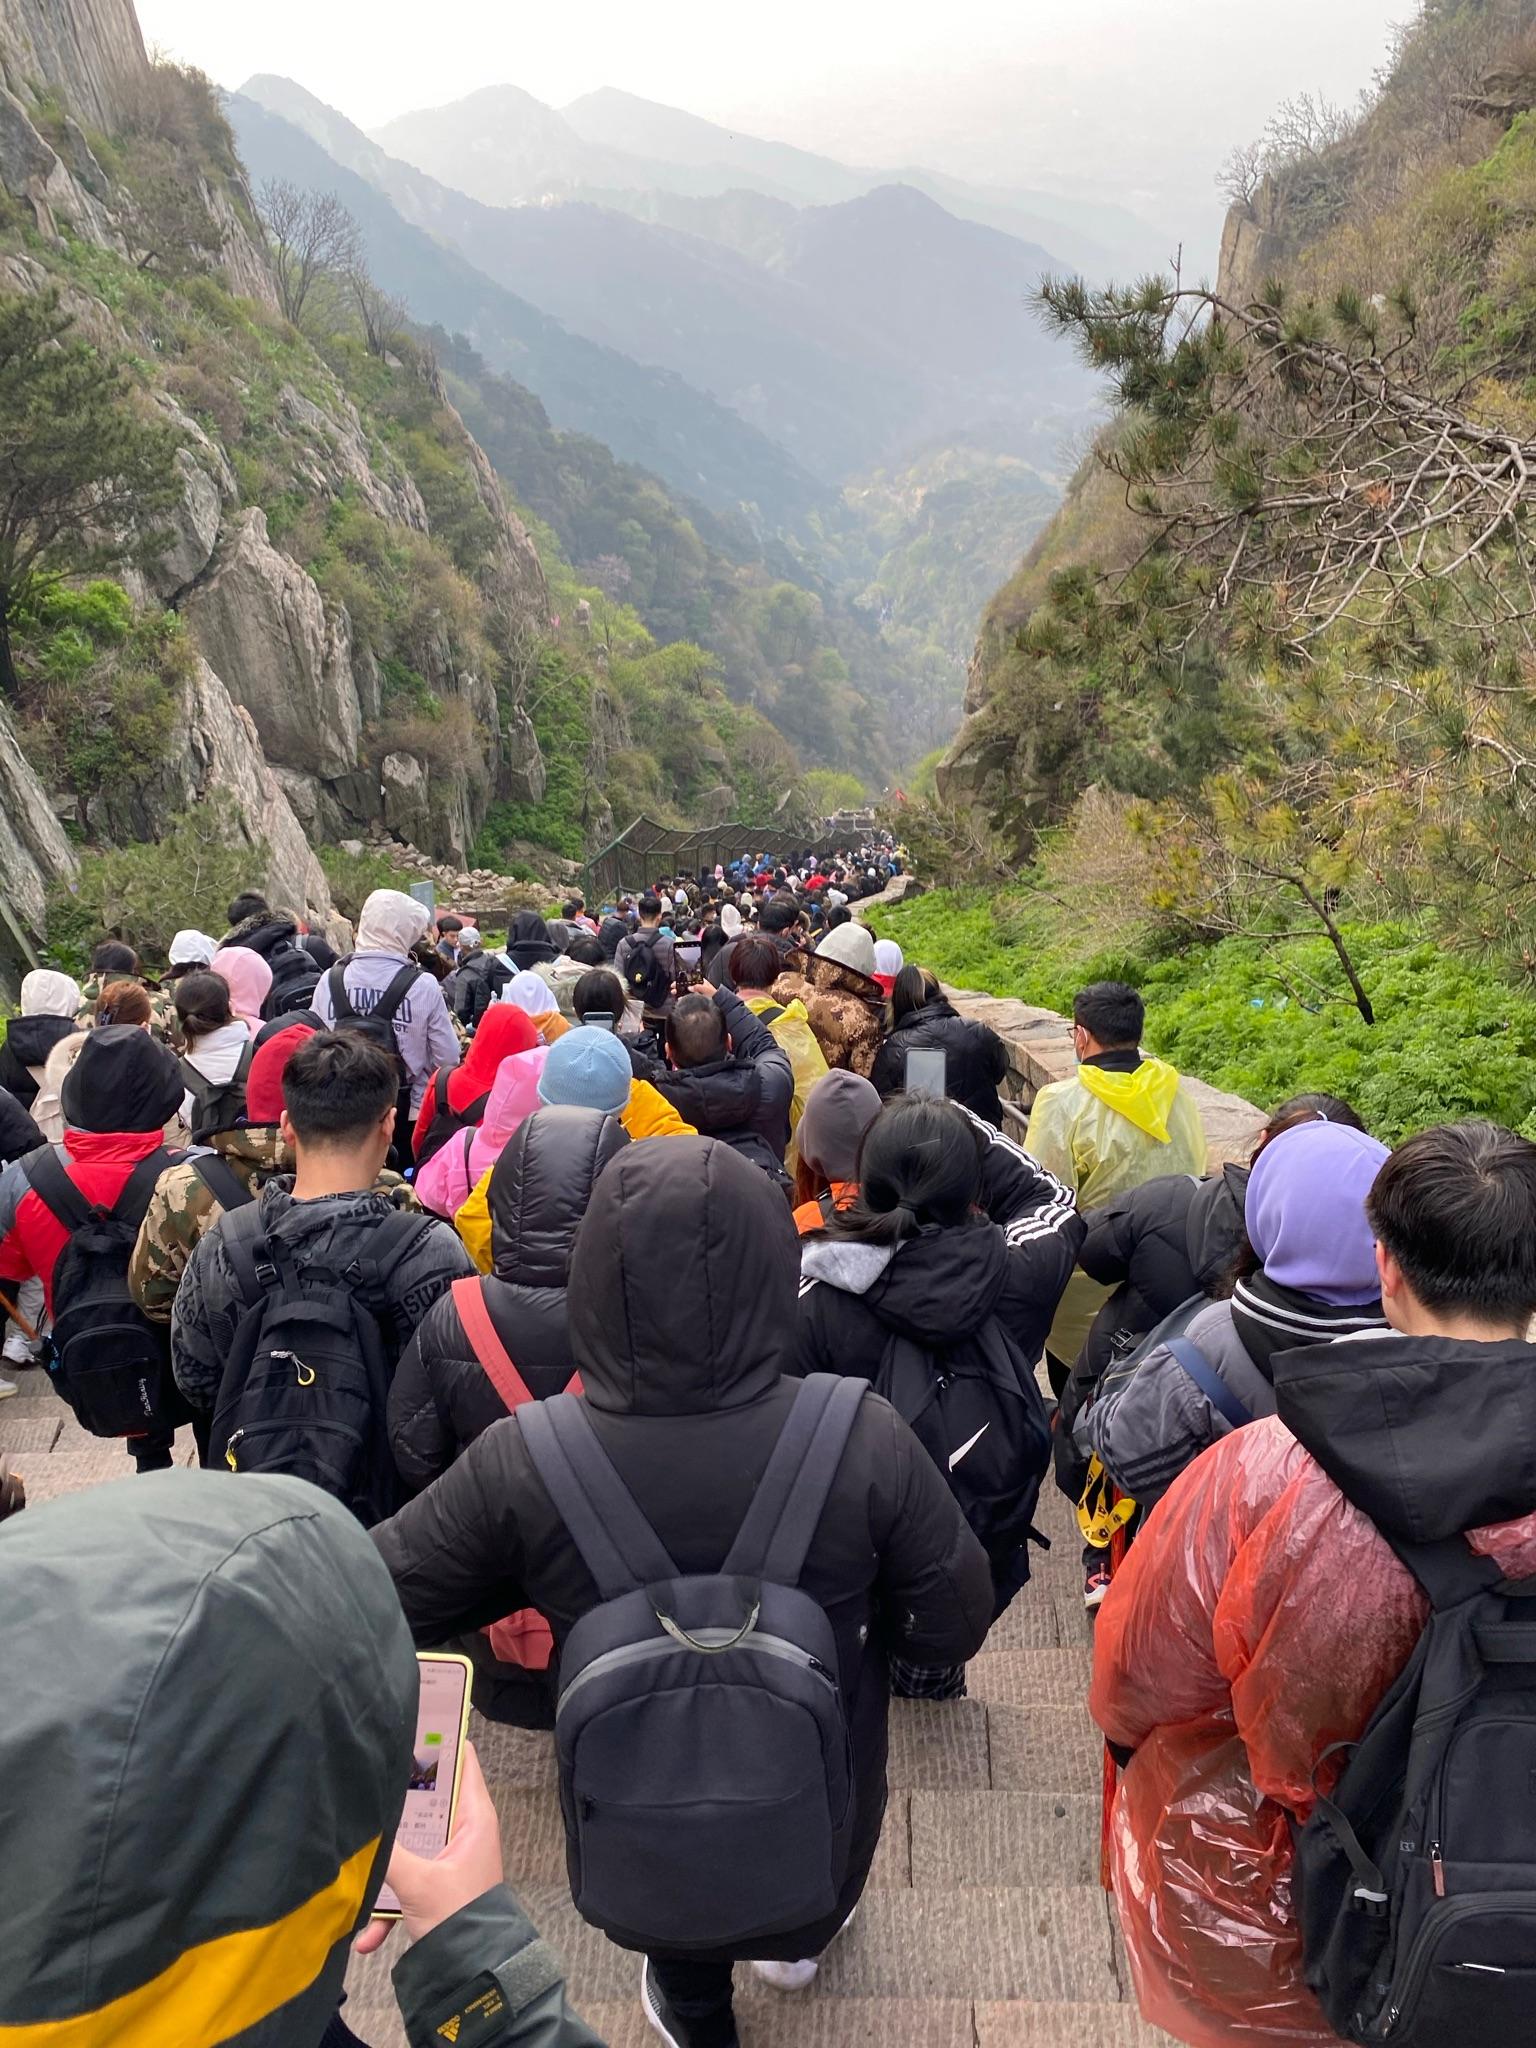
[413,1045,546,1219]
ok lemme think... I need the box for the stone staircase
[0,1364,1172,2047]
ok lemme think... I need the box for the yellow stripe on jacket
[0,1836,378,2048]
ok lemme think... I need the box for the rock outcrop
[0,703,78,935]
[182,509,362,780]
[0,0,149,138]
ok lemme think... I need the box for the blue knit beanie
[537,1026,633,1113]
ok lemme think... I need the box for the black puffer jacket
[0,1016,77,1112]
[448,947,512,1029]
[389,1107,631,1494]
[648,989,794,1181]
[373,1136,993,1959]
[869,996,1009,1128]
[0,1085,42,1168]
[505,911,558,972]
[1076,1164,1249,1386]
[224,914,321,1020]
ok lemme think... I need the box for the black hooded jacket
[869,996,1010,1129]
[0,1085,43,1168]
[648,989,794,1179]
[506,912,558,972]
[0,1015,78,1111]
[224,914,320,1019]
[448,947,513,1029]
[373,1136,993,1955]
[389,1108,631,1494]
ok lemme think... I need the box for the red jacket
[1092,1401,1536,2047]
[0,1130,176,1316]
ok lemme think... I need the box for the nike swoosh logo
[949,1423,991,1471]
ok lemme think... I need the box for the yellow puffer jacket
[454,1078,695,1272]
[1025,1057,1207,1365]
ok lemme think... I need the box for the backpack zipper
[1377,1892,1536,2036]
[557,1628,836,1716]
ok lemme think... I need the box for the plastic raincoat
[1026,1057,1206,1364]
[741,992,829,1173]
[1091,1401,1536,2048]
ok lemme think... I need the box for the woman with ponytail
[869,964,1011,1128]
[796,1095,1083,1688]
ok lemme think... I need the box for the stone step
[975,2002,1178,2045]
[967,1646,1095,1705]
[911,1791,1102,1889]
[988,1704,1104,1795]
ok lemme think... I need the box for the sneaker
[0,1376,18,1402]
[1084,1561,1112,1612]
[640,1959,739,2048]
[750,1906,857,1993]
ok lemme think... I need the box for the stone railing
[857,880,1265,1168]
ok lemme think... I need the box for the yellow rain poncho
[742,994,829,1174]
[1025,1057,1207,1365]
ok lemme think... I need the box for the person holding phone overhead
[870,965,1011,1129]
[0,1471,602,2048]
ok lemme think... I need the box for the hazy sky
[136,0,1410,249]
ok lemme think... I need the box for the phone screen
[905,1047,948,1100]
[582,1011,617,1033]
[374,1652,473,1918]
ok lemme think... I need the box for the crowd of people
[3,846,1535,2048]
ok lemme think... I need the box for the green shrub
[315,843,418,922]
[13,581,188,798]
[43,806,260,974]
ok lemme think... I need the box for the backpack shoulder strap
[452,1275,534,1411]
[216,1198,278,1304]
[192,1153,253,1213]
[327,963,357,1022]
[23,1145,92,1234]
[113,1149,178,1230]
[372,963,422,1026]
[757,1003,786,1028]
[517,1396,678,1600]
[724,1373,868,1584]
[178,1055,213,1107]
[1166,1336,1254,1431]
[233,1039,256,1085]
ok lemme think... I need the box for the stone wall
[857,878,1265,1167]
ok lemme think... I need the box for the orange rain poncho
[1090,1413,1536,2048]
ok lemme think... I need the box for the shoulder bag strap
[517,1396,678,1600]
[113,1149,178,1230]
[372,964,422,1027]
[213,1199,273,1303]
[1166,1336,1254,1431]
[178,1056,213,1108]
[327,962,356,1022]
[192,1153,254,1212]
[23,1145,93,1234]
[452,1275,535,1412]
[724,1373,869,1584]
[233,1039,256,1086]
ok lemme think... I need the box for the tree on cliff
[0,290,182,700]
[256,181,363,329]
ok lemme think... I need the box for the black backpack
[878,1320,1051,1600]
[623,929,674,1012]
[25,1145,185,1439]
[266,947,321,1020]
[518,1374,866,1951]
[1296,1529,1536,2044]
[414,1073,492,1171]
[326,962,421,1078]
[178,1041,255,1143]
[208,1203,435,1526]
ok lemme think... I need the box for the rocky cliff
[0,11,552,954]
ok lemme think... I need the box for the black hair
[565,933,605,967]
[638,892,663,920]
[667,992,727,1068]
[729,936,783,990]
[1258,1093,1366,1153]
[818,1096,984,1245]
[1368,1121,1536,1323]
[174,970,235,1043]
[573,966,628,1026]
[562,898,585,920]
[826,905,852,931]
[890,962,940,1024]
[761,895,802,936]
[91,940,139,978]
[436,914,464,936]
[226,892,269,927]
[1074,980,1144,1049]
[281,1031,398,1144]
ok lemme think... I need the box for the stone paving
[0,1361,1172,2047]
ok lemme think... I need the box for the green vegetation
[43,805,259,974]
[314,842,421,921]
[870,889,1536,1144]
[0,288,182,696]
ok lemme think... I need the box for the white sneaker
[749,1958,819,1992]
[0,1377,17,1401]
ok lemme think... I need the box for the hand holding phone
[371,1651,474,1922]
[905,1047,948,1100]
[353,1742,503,1954]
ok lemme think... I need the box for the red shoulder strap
[452,1276,533,1411]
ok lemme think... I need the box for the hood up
[20,968,80,1018]
[489,1104,629,1284]
[356,889,430,956]
[786,945,884,1007]
[797,1069,881,1183]
[802,1220,1010,1343]
[0,1472,415,2044]
[2,1012,78,1071]
[61,1024,183,1133]
[1276,1333,1536,1544]
[223,913,299,959]
[209,946,274,1034]
[569,1134,799,1415]
[1077,1056,1182,1143]
[1245,1119,1391,1306]
[448,1002,538,1114]
[506,911,558,969]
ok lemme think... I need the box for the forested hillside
[937,0,1536,1026]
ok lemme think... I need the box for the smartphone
[374,1650,474,1918]
[905,1047,948,1100]
[582,1011,617,1033]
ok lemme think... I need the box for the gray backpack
[517,1373,866,1951]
